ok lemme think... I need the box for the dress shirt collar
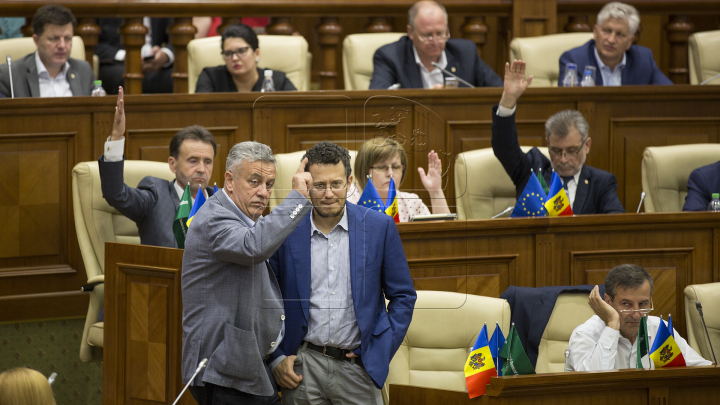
[593,45,626,86]
[174,180,207,205]
[35,51,69,79]
[310,204,349,237]
[412,45,447,73]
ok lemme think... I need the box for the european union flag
[511,172,547,217]
[358,177,385,213]
[489,322,506,376]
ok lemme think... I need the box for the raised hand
[291,157,313,198]
[588,285,620,330]
[499,60,533,109]
[418,150,443,192]
[110,86,125,141]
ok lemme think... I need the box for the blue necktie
[561,176,573,190]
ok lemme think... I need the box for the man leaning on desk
[492,60,624,214]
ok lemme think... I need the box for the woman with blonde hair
[347,137,451,222]
[0,367,56,405]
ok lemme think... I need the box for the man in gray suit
[182,142,313,404]
[99,86,217,248]
[0,5,94,98]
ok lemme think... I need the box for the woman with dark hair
[195,23,296,93]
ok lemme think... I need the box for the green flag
[173,183,192,248]
[636,315,649,369]
[499,323,535,375]
[537,169,549,195]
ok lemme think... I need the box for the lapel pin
[451,67,456,73]
[585,179,589,184]
[70,73,75,79]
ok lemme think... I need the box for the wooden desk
[389,366,720,405]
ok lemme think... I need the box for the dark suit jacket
[0,53,94,97]
[95,18,173,63]
[500,285,601,368]
[195,66,296,93]
[97,156,213,248]
[559,40,672,86]
[491,105,625,214]
[268,203,417,389]
[369,36,502,89]
[683,160,720,211]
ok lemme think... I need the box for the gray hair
[408,1,448,29]
[225,141,276,173]
[605,263,654,299]
[545,110,589,141]
[597,2,640,36]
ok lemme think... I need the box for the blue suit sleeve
[597,173,625,213]
[683,168,711,211]
[473,53,502,87]
[369,48,397,90]
[98,157,160,223]
[649,55,673,85]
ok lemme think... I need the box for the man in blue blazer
[559,2,672,86]
[268,142,416,405]
[683,160,720,211]
[369,1,501,90]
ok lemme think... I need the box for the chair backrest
[684,283,720,361]
[1,35,86,62]
[342,32,405,90]
[187,35,310,93]
[536,292,595,373]
[383,291,511,404]
[71,160,175,278]
[509,33,594,87]
[641,144,720,212]
[454,146,550,219]
[688,30,720,85]
[269,150,357,210]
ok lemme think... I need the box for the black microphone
[430,62,476,88]
[637,191,645,213]
[6,55,15,98]
[696,301,718,365]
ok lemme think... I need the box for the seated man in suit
[369,0,502,90]
[99,87,216,248]
[0,5,94,98]
[566,263,711,370]
[493,60,624,214]
[269,142,416,405]
[182,142,313,405]
[559,2,672,86]
[683,160,720,211]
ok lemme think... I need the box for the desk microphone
[47,372,57,386]
[492,206,514,219]
[387,83,401,90]
[700,72,720,85]
[172,358,208,405]
[430,62,476,88]
[6,55,14,98]
[637,191,646,213]
[695,301,718,365]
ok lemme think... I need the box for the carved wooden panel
[408,255,515,299]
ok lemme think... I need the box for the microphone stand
[637,191,646,213]
[696,301,718,365]
[6,55,15,98]
[430,62,476,88]
[172,358,208,405]
[700,72,720,86]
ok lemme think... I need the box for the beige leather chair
[187,35,311,93]
[536,292,595,373]
[72,160,175,362]
[684,283,720,362]
[269,149,357,210]
[688,30,720,85]
[641,144,720,212]
[382,291,511,405]
[342,33,405,90]
[0,36,99,79]
[509,33,594,87]
[454,146,550,219]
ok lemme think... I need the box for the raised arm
[499,60,533,109]
[418,150,451,214]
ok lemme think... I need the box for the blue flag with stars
[511,172,547,217]
[358,177,385,213]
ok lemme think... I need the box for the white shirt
[594,46,626,87]
[113,17,174,67]
[35,51,72,98]
[496,104,582,206]
[566,315,711,371]
[412,45,447,89]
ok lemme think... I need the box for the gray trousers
[281,344,382,405]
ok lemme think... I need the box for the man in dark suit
[559,2,672,86]
[683,161,720,211]
[269,142,416,405]
[0,5,94,98]
[98,87,217,248]
[492,60,624,214]
[369,1,501,90]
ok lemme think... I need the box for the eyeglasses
[610,297,654,315]
[310,181,347,194]
[414,29,450,43]
[222,47,251,59]
[548,137,588,158]
[370,164,403,174]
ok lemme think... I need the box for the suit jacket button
[271,342,276,347]
[281,315,285,320]
[290,215,295,219]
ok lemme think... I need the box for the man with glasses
[268,142,416,405]
[566,264,711,370]
[492,60,624,214]
[369,1,502,89]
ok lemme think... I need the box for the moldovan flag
[384,178,400,223]
[186,189,207,227]
[649,317,686,368]
[465,324,497,398]
[544,172,573,216]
